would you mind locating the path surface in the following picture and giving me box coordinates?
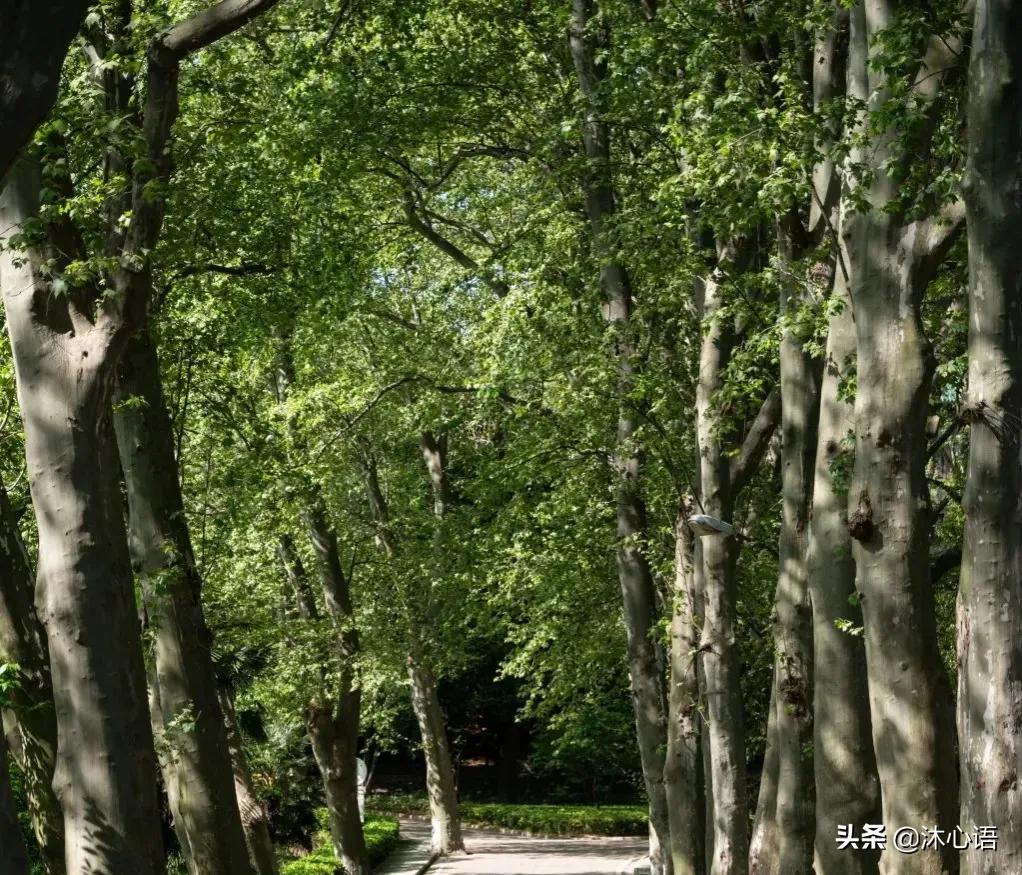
[416,822,649,875]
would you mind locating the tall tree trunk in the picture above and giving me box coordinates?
[302,502,370,875]
[567,4,670,870]
[695,259,745,875]
[957,2,1022,871]
[113,325,254,875]
[664,502,705,875]
[0,727,30,875]
[843,7,963,872]
[0,1,90,179]
[749,232,821,875]
[0,159,165,875]
[219,681,281,875]
[807,269,880,875]
[0,484,64,874]
[415,433,465,855]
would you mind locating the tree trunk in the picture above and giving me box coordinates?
[806,269,880,875]
[303,502,370,875]
[664,503,705,875]
[0,1,90,179]
[695,258,746,875]
[842,7,962,872]
[219,681,280,875]
[415,433,465,855]
[0,483,64,874]
[113,325,254,875]
[957,2,1022,871]
[0,727,30,875]
[0,159,164,875]
[568,4,670,870]
[749,231,821,875]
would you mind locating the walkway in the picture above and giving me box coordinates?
[417,823,648,875]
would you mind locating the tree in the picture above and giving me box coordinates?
[957,0,1022,870]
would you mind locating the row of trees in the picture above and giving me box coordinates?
[1,1,1021,875]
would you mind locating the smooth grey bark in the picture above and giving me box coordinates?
[302,502,370,875]
[2,155,164,874]
[843,6,964,872]
[113,325,254,875]
[748,236,822,874]
[219,681,281,875]
[957,2,1022,871]
[664,501,705,875]
[0,159,166,875]
[568,4,670,871]
[0,727,30,875]
[807,268,880,875]
[414,433,465,856]
[0,1,90,180]
[0,484,64,875]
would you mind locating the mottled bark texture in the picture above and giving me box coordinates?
[665,502,705,875]
[843,5,964,871]
[113,325,254,875]
[0,1,90,180]
[0,484,64,874]
[568,4,670,870]
[749,230,821,875]
[219,681,281,875]
[807,268,880,875]
[957,1,1022,871]
[0,727,31,875]
[695,257,743,875]
[0,159,165,875]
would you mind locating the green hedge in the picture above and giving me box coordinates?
[367,794,647,837]
[280,814,401,875]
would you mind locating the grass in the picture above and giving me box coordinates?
[367,793,648,837]
[279,814,401,875]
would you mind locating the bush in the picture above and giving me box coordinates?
[280,815,401,875]
[367,794,647,837]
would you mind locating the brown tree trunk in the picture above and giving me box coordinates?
[303,502,370,875]
[219,681,281,875]
[568,4,670,870]
[957,2,1022,871]
[415,433,465,855]
[113,325,254,875]
[0,483,64,875]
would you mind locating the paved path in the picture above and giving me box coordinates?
[375,820,436,875]
[420,823,648,875]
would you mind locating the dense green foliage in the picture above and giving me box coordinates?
[279,815,400,875]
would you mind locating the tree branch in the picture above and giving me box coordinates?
[729,390,781,497]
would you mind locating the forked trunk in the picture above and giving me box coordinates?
[113,325,254,875]
[957,2,1022,871]
[0,159,164,875]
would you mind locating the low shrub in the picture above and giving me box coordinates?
[367,794,647,837]
[279,815,401,875]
